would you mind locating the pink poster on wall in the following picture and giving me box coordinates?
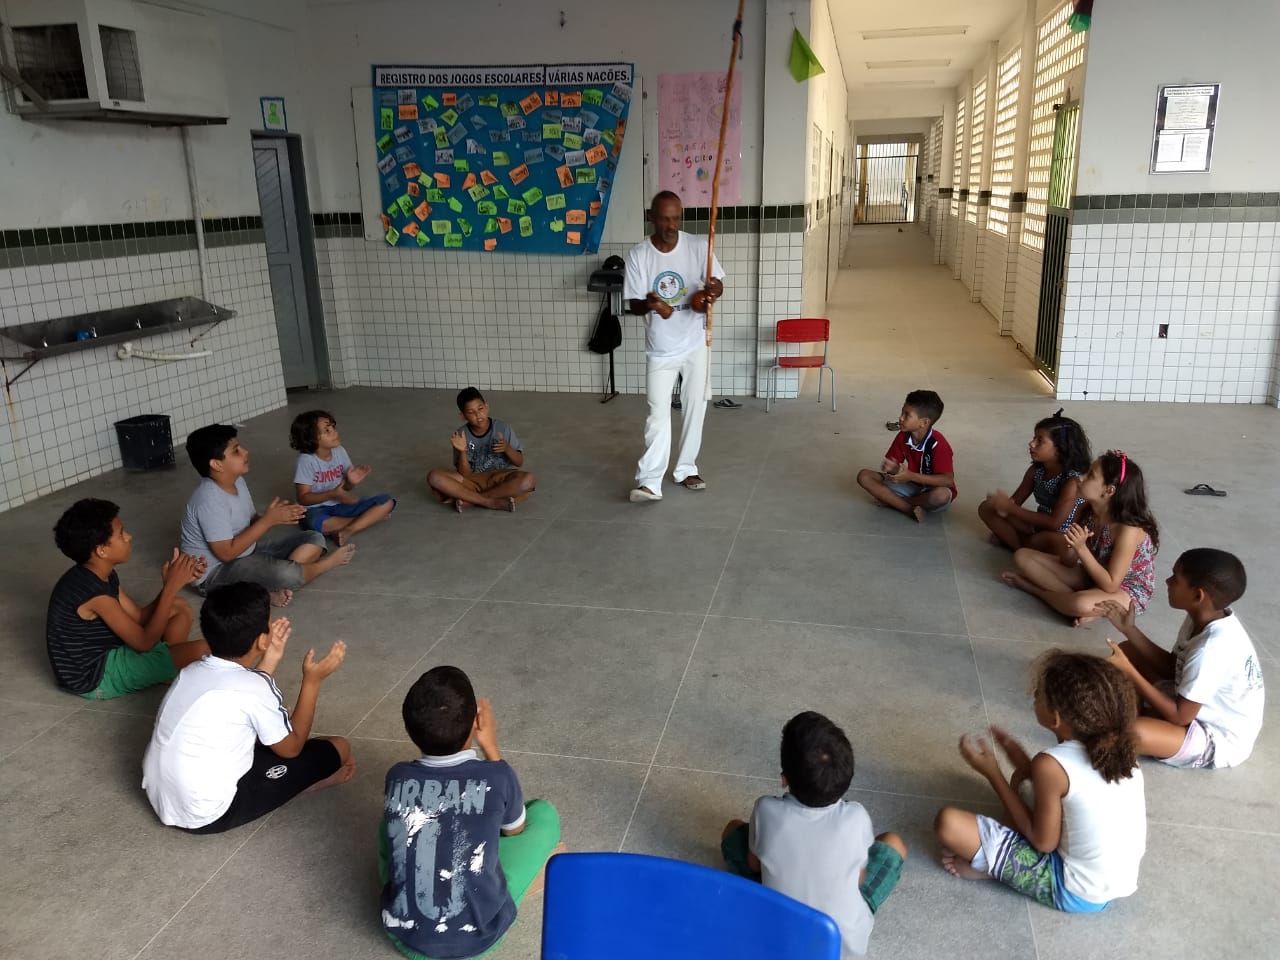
[657,72,742,206]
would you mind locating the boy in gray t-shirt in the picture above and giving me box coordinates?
[721,712,907,958]
[427,387,537,513]
[181,424,355,607]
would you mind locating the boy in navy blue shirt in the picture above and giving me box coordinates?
[380,666,562,959]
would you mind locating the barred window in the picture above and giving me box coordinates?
[1022,3,1088,250]
[988,48,1021,236]
[966,76,987,223]
[950,91,967,216]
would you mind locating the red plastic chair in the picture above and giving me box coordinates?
[766,318,835,412]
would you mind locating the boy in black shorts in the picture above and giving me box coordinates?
[142,582,355,833]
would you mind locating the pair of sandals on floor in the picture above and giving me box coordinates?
[630,475,706,502]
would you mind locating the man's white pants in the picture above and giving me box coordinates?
[636,343,707,493]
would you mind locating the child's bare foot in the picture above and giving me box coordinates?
[270,589,293,608]
[334,529,350,547]
[485,497,516,512]
[911,506,926,523]
[941,848,991,881]
[1072,615,1100,628]
[454,498,469,513]
[525,841,569,898]
[999,570,1031,590]
[334,543,356,565]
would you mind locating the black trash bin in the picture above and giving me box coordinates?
[115,414,176,471]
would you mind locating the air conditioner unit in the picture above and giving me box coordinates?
[1,0,229,125]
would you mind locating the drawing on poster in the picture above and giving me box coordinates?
[373,63,633,253]
[657,72,742,206]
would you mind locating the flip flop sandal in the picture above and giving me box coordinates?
[714,398,743,408]
[1184,483,1227,497]
[681,475,708,490]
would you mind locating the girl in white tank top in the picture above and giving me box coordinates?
[934,651,1147,911]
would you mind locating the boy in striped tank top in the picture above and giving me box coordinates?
[46,499,209,699]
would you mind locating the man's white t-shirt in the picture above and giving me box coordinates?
[1172,612,1265,767]
[623,231,725,359]
[142,656,292,828]
[751,794,876,957]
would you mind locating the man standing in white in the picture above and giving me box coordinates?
[625,191,725,502]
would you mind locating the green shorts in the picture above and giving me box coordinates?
[80,644,178,700]
[721,823,903,914]
[382,798,562,960]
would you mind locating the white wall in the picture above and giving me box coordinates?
[1076,0,1280,194]
[0,0,310,223]
[299,0,771,241]
[798,0,848,332]
[0,0,305,510]
[848,89,950,122]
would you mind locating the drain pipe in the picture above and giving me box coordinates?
[181,126,209,300]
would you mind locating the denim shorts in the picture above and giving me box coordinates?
[884,478,953,511]
[303,493,395,531]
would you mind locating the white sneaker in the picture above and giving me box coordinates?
[629,486,662,502]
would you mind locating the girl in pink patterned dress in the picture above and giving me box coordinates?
[1002,451,1159,627]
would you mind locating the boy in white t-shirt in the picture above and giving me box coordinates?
[1099,548,1265,768]
[290,410,396,545]
[720,711,907,957]
[142,582,354,833]
[624,191,726,502]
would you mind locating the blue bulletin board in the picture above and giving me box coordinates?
[372,63,633,255]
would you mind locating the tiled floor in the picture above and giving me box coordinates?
[2,226,1277,960]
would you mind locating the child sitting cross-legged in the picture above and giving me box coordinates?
[47,498,208,699]
[934,651,1146,913]
[142,581,354,833]
[721,711,907,958]
[380,666,564,960]
[427,387,536,513]
[1002,450,1159,626]
[290,409,396,545]
[1098,548,1265,769]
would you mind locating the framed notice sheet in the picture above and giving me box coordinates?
[1150,83,1220,174]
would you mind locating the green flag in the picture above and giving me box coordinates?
[789,28,824,82]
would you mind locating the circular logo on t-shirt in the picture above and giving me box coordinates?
[265,764,288,780]
[654,270,686,304]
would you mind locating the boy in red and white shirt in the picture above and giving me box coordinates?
[857,389,957,523]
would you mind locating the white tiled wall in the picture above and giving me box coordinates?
[0,245,286,511]
[946,208,963,279]
[1056,220,1280,402]
[765,230,808,398]
[961,212,986,302]
[981,228,1008,322]
[314,230,803,401]
[1012,242,1044,355]
[981,213,1023,335]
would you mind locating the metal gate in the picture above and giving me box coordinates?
[1034,103,1081,377]
[854,142,917,224]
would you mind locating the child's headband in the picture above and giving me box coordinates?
[1109,449,1128,484]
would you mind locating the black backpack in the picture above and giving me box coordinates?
[588,298,622,354]
[587,255,625,354]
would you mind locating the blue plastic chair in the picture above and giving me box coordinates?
[540,852,841,960]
